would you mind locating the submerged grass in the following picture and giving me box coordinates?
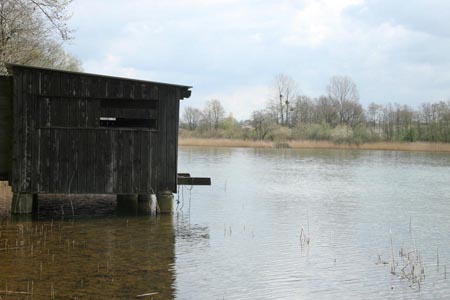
[0,213,174,299]
[179,137,450,153]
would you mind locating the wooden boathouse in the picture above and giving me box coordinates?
[0,64,201,214]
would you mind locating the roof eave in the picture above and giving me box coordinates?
[5,63,193,93]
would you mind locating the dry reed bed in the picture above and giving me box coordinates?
[179,138,450,153]
[179,138,274,148]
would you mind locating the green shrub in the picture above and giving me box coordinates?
[402,128,418,142]
[331,126,352,144]
[292,124,332,140]
[268,125,292,142]
[351,124,371,145]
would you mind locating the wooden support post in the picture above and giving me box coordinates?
[137,194,151,214]
[117,194,138,202]
[138,194,151,202]
[116,194,138,215]
[158,190,174,214]
[32,194,39,214]
[11,193,37,214]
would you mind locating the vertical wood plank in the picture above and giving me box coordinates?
[23,69,33,192]
[116,130,123,193]
[76,130,86,193]
[133,130,142,193]
[95,130,105,193]
[48,129,58,193]
[105,129,114,193]
[122,130,131,193]
[112,130,118,193]
[39,129,49,193]
[86,99,99,127]
[11,73,20,191]
[157,86,168,192]
[59,129,68,193]
[30,72,41,192]
[85,130,96,193]
[149,132,156,193]
[68,129,78,193]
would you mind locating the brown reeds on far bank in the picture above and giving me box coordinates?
[179,137,450,153]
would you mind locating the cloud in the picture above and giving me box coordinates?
[180,84,270,121]
[83,54,140,78]
[282,0,363,47]
[66,0,450,119]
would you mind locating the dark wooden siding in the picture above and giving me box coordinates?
[158,87,180,191]
[0,76,12,180]
[10,66,188,194]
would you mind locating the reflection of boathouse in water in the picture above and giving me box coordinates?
[0,64,209,214]
[0,215,178,299]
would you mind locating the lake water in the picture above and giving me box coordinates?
[1,146,450,299]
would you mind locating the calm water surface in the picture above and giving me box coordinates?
[1,146,450,299]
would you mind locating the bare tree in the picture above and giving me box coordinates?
[203,99,226,130]
[269,74,298,126]
[291,95,316,126]
[326,75,362,127]
[366,102,383,135]
[0,0,81,74]
[381,103,395,140]
[251,110,274,140]
[182,107,202,130]
[316,95,338,126]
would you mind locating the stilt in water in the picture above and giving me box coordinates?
[11,194,37,214]
[158,190,174,214]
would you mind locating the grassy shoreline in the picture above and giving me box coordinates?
[179,137,450,153]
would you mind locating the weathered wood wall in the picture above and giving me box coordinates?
[0,76,12,180]
[9,65,188,194]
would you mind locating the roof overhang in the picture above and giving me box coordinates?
[5,63,192,99]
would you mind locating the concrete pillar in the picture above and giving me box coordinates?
[137,194,151,214]
[117,194,138,202]
[158,190,174,214]
[116,194,138,216]
[11,193,37,214]
[137,194,151,202]
[138,194,158,215]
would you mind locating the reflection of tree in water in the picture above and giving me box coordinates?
[175,213,210,246]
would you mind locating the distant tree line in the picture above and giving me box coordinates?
[181,74,450,144]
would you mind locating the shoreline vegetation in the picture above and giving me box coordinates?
[181,76,450,155]
[179,137,450,153]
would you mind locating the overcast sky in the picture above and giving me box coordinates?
[66,0,450,120]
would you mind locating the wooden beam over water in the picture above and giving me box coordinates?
[177,176,211,186]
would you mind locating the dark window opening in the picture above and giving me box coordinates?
[99,117,158,129]
[100,99,158,109]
